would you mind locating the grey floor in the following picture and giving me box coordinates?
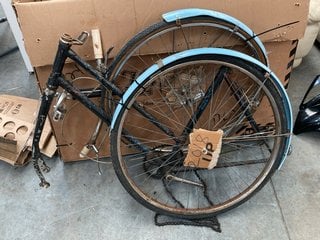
[1,9,320,240]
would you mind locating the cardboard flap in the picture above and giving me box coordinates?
[0,136,17,153]
[0,95,57,165]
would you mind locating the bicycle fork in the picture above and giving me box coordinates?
[31,32,82,187]
[32,76,59,187]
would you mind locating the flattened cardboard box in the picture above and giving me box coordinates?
[14,0,308,67]
[0,95,57,165]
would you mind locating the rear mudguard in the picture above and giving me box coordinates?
[162,8,268,66]
[111,48,292,169]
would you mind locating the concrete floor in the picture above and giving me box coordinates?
[1,9,320,240]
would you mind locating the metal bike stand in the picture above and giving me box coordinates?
[154,213,222,232]
[0,17,19,58]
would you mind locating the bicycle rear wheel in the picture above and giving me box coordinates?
[110,51,291,218]
[109,13,268,91]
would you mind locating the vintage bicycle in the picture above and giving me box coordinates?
[31,8,292,219]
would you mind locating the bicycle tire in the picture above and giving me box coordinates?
[110,50,291,219]
[108,13,268,91]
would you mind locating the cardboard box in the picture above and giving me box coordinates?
[0,95,57,165]
[14,0,308,67]
[12,0,308,161]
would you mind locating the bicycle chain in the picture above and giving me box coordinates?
[154,213,221,232]
[193,169,214,206]
[33,157,50,188]
[161,178,185,208]
[142,145,221,231]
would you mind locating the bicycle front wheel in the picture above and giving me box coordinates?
[111,52,290,219]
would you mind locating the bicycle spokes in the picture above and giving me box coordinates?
[112,53,289,218]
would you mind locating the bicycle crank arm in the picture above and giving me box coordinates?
[165,174,203,188]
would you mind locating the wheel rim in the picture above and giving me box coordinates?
[113,58,286,217]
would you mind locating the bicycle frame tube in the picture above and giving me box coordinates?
[32,41,70,160]
[71,49,177,136]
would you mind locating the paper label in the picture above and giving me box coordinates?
[184,129,223,169]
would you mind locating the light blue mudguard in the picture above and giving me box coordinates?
[162,8,269,66]
[111,48,292,169]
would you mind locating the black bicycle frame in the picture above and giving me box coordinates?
[32,40,117,155]
[31,36,181,187]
